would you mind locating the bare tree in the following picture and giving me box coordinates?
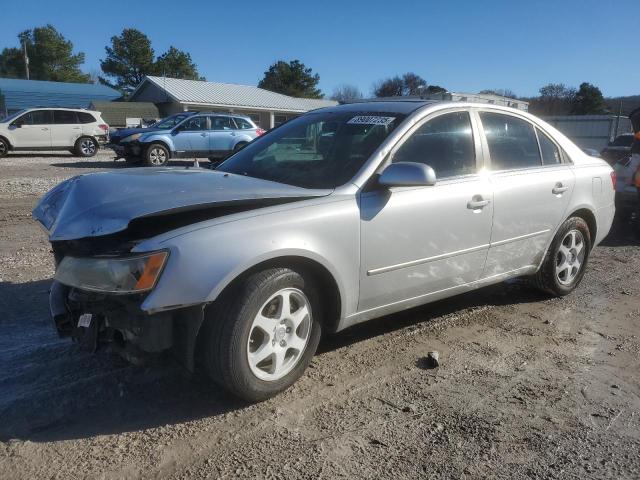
[330,84,363,102]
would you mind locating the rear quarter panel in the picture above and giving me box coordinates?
[569,158,615,246]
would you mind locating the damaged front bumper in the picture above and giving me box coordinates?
[107,141,143,159]
[50,280,205,370]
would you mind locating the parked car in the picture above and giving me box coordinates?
[113,113,265,166]
[613,108,640,216]
[107,112,197,159]
[0,108,109,158]
[33,101,615,401]
[601,133,635,164]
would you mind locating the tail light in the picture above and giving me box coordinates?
[98,124,109,132]
[634,166,640,188]
[255,128,266,136]
[610,171,617,189]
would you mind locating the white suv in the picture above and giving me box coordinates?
[0,108,109,158]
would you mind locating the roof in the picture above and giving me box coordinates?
[0,77,121,113]
[328,99,440,114]
[132,76,337,113]
[89,101,160,126]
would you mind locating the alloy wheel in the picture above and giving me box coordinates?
[246,287,312,381]
[80,139,96,155]
[555,229,585,285]
[149,147,167,165]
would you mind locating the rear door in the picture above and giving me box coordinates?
[9,110,52,148]
[478,111,575,277]
[209,116,236,155]
[50,110,81,147]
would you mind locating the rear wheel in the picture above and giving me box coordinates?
[532,217,591,296]
[143,143,169,167]
[199,268,322,402]
[0,138,8,158]
[74,137,98,157]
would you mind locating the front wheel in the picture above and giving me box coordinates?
[199,268,322,402]
[143,143,169,167]
[532,217,591,296]
[74,137,98,157]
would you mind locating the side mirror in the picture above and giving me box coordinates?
[378,162,437,188]
[12,121,23,128]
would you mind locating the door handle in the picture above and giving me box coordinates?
[200,133,207,137]
[552,183,569,195]
[41,127,49,131]
[467,195,490,210]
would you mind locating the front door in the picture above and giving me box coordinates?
[478,111,576,276]
[9,110,52,148]
[358,110,493,312]
[172,116,210,157]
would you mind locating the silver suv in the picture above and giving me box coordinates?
[0,108,109,157]
[113,113,265,167]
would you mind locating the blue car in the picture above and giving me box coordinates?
[112,112,265,166]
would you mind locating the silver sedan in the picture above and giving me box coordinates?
[34,100,615,401]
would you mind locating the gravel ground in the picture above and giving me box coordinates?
[0,151,639,479]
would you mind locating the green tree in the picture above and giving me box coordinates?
[572,82,608,115]
[0,25,90,82]
[258,60,323,98]
[100,28,156,95]
[154,46,203,80]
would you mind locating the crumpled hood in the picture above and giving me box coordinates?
[110,126,163,140]
[33,167,331,241]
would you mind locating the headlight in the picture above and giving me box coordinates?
[55,251,168,293]
[121,133,142,143]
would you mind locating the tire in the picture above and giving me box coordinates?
[532,216,591,296]
[233,141,248,152]
[0,138,8,158]
[199,268,322,402]
[74,137,98,157]
[143,143,169,167]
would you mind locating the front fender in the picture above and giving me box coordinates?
[134,196,360,320]
[139,134,174,152]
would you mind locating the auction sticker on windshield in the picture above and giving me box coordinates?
[347,116,396,126]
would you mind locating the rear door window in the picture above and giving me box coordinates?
[210,116,233,130]
[54,110,78,124]
[480,112,542,170]
[392,111,476,178]
[536,128,562,165]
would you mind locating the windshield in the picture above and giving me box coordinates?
[217,111,406,189]
[154,113,192,129]
[0,109,27,123]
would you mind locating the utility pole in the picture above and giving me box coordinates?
[22,39,30,80]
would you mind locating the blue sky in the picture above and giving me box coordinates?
[1,0,638,98]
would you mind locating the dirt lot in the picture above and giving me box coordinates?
[0,151,639,479]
